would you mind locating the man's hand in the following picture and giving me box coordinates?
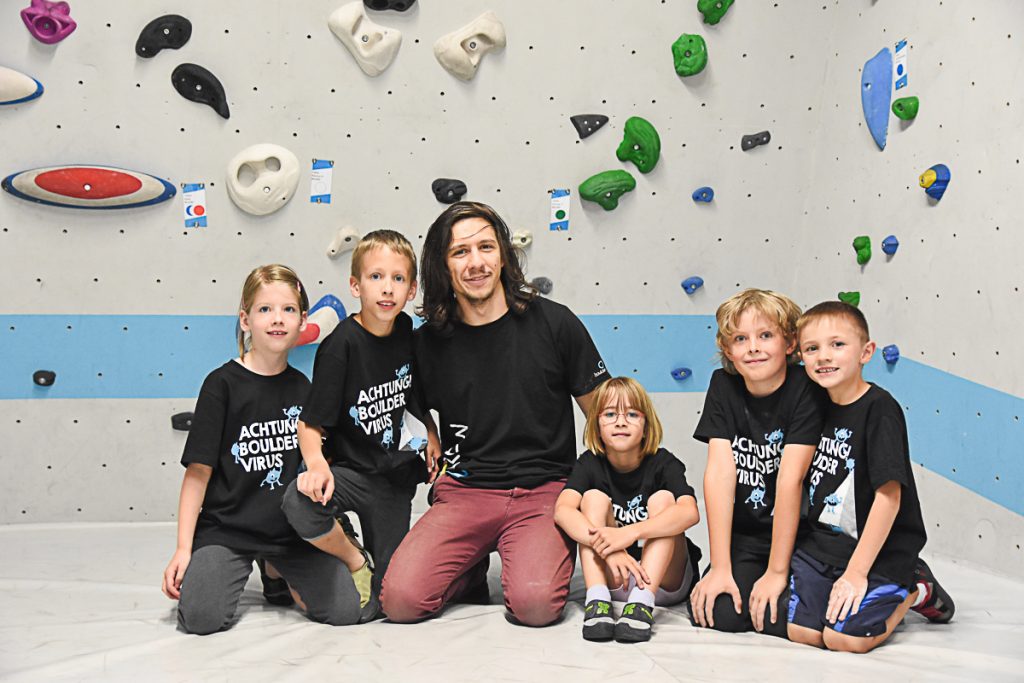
[689,566,742,628]
[425,429,442,484]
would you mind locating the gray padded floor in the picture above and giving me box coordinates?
[2,522,1021,682]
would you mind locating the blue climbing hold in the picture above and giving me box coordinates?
[310,293,346,318]
[671,367,692,381]
[861,47,893,150]
[919,164,950,201]
[881,235,899,255]
[882,344,900,365]
[681,276,704,295]
[692,186,714,203]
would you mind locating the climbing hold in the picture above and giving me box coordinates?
[691,186,714,202]
[171,411,194,431]
[570,114,609,140]
[615,117,661,174]
[298,294,347,346]
[671,34,708,77]
[853,236,871,265]
[21,0,76,44]
[578,170,637,211]
[2,165,176,209]
[171,63,230,119]
[327,226,361,258]
[861,47,893,150]
[671,367,693,381]
[891,96,919,120]
[0,66,43,106]
[882,344,900,365]
[135,15,192,58]
[434,11,506,81]
[328,2,402,77]
[530,277,553,295]
[431,178,467,204]
[697,0,734,25]
[32,370,55,386]
[225,144,300,216]
[681,276,704,295]
[741,130,771,151]
[881,235,899,256]
[919,163,950,201]
[512,230,532,249]
[364,0,416,11]
[838,291,860,308]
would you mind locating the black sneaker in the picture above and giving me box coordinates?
[256,558,294,607]
[582,599,615,641]
[614,602,654,643]
[910,558,955,623]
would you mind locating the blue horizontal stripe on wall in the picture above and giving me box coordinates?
[3,314,1022,515]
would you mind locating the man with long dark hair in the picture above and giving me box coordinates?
[381,201,609,626]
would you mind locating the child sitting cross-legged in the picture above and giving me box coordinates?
[555,377,701,643]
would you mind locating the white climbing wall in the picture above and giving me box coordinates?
[2,1,1022,577]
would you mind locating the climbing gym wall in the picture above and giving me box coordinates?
[2,1,1022,577]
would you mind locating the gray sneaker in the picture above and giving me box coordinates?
[582,599,615,641]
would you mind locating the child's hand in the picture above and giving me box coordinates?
[297,463,334,505]
[749,569,788,632]
[689,566,742,628]
[604,550,650,590]
[162,548,191,600]
[827,571,867,624]
[588,525,637,558]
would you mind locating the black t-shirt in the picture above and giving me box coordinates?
[182,360,310,554]
[302,313,423,478]
[693,365,827,553]
[800,384,926,586]
[415,296,609,489]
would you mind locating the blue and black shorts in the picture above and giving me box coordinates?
[787,548,909,638]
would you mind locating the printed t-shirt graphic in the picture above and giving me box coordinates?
[182,360,310,553]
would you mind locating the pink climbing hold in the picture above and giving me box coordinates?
[21,0,77,44]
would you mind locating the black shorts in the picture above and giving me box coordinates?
[787,549,909,638]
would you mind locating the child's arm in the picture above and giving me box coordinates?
[162,463,212,600]
[827,480,902,624]
[690,438,741,627]
[554,489,651,587]
[750,442,815,631]
[588,496,699,555]
[295,419,333,504]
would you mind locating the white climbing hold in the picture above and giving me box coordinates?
[327,226,362,258]
[225,143,300,216]
[328,2,402,77]
[433,11,506,81]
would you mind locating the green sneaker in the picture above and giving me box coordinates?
[582,599,615,641]
[615,602,654,643]
[351,559,373,609]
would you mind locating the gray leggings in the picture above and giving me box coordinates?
[177,544,360,635]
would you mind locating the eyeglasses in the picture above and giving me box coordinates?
[598,409,645,425]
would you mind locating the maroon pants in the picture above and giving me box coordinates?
[381,476,575,626]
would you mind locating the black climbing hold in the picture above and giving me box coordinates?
[431,178,467,204]
[33,370,56,387]
[171,63,230,119]
[530,277,553,295]
[171,411,194,431]
[569,114,609,140]
[135,15,192,58]
[364,0,417,11]
[741,130,771,151]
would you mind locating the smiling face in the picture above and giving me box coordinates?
[446,216,505,309]
[798,315,875,404]
[722,308,796,395]
[350,245,417,335]
[598,391,646,463]
[239,281,306,357]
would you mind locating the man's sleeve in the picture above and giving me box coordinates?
[556,306,609,397]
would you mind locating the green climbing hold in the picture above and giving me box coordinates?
[615,117,661,174]
[697,0,734,25]
[891,96,919,120]
[838,291,861,308]
[579,169,637,211]
[853,235,872,265]
[672,34,708,77]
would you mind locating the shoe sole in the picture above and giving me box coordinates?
[582,618,615,641]
[614,622,651,643]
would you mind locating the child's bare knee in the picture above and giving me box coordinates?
[646,490,675,514]
[823,629,876,654]
[580,490,611,521]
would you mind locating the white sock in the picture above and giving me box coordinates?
[586,585,611,603]
[627,586,656,609]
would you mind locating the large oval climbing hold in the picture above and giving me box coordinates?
[0,65,44,105]
[579,170,637,211]
[2,165,175,209]
[861,47,893,150]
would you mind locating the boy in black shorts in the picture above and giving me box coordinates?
[788,301,954,653]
